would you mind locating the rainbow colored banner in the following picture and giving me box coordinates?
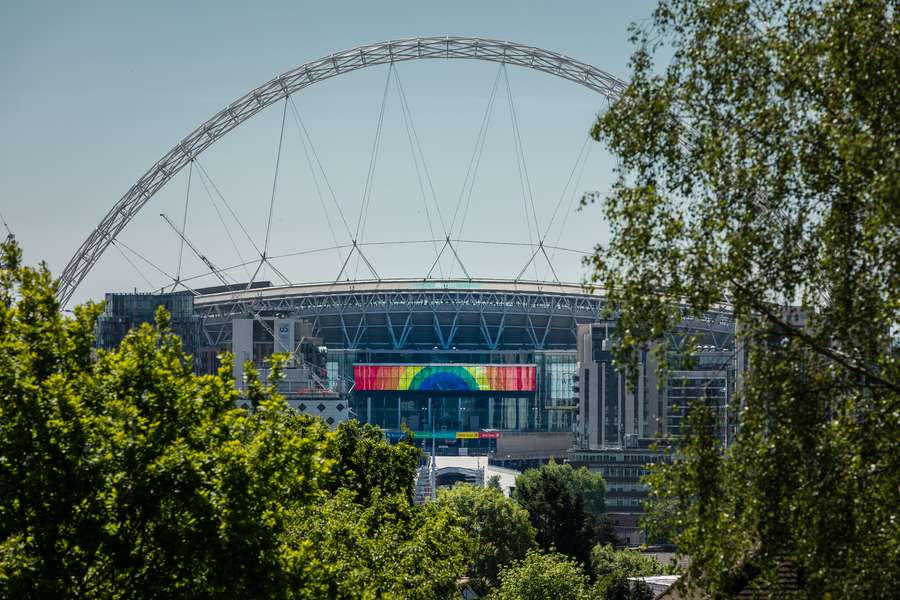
[354,364,536,392]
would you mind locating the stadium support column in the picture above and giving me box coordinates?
[232,318,253,391]
[576,323,602,450]
[735,319,747,415]
[624,359,646,443]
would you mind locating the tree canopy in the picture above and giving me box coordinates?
[490,550,593,600]
[0,239,469,598]
[512,461,606,565]
[287,490,471,599]
[324,420,420,505]
[434,483,536,593]
[591,544,674,582]
[565,464,608,519]
[588,0,900,597]
[591,544,674,599]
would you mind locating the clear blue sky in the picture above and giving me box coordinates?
[1,0,660,306]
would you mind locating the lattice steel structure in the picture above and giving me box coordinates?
[57,37,628,305]
[194,279,736,352]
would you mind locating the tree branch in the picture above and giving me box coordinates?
[732,278,900,395]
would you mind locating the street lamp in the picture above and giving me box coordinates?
[459,405,468,453]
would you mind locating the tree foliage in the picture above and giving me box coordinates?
[591,544,674,581]
[490,550,593,600]
[640,496,680,545]
[566,464,608,519]
[512,461,605,565]
[324,420,420,505]
[600,578,654,600]
[588,0,900,597]
[434,483,536,593]
[0,239,468,598]
[591,544,674,599]
[286,490,471,600]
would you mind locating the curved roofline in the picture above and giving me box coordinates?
[58,36,627,306]
[193,278,602,306]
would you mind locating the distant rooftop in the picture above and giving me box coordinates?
[628,575,681,596]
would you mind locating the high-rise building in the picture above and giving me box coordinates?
[95,292,202,365]
[570,320,737,545]
[575,321,735,448]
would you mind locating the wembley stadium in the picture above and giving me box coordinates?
[73,38,740,544]
[75,37,737,467]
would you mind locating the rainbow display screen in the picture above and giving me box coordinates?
[353,364,536,392]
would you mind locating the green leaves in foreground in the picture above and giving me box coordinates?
[591,544,672,598]
[288,491,471,600]
[490,547,662,600]
[589,0,900,597]
[0,239,469,599]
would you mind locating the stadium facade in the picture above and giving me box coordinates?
[96,278,739,544]
[74,36,742,545]
[97,279,738,458]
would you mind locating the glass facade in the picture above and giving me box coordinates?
[354,394,540,432]
[246,345,573,454]
[665,372,729,438]
[339,350,577,447]
[539,354,578,432]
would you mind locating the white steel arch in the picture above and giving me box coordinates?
[58,37,627,305]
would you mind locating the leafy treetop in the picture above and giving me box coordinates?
[434,483,536,593]
[588,0,900,597]
[490,550,593,600]
[0,239,469,599]
[512,461,607,565]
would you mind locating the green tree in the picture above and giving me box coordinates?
[491,550,592,600]
[434,483,536,593]
[512,462,597,565]
[591,544,673,581]
[0,240,328,597]
[601,578,654,600]
[640,496,680,546]
[566,465,607,519]
[286,490,471,600]
[325,420,420,505]
[587,0,900,597]
[591,543,675,598]
[563,465,619,547]
[0,239,469,598]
